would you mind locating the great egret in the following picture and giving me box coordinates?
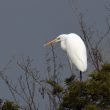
[44,33,87,81]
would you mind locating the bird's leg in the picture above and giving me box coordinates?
[69,62,73,75]
[80,71,82,81]
[79,71,83,110]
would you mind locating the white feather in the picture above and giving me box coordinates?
[59,33,87,72]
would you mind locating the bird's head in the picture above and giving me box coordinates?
[44,34,66,47]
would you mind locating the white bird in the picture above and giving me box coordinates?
[44,33,87,81]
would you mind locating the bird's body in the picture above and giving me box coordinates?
[44,33,87,80]
[60,33,87,72]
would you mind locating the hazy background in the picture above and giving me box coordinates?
[0,0,110,106]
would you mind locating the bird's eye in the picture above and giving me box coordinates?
[57,38,60,40]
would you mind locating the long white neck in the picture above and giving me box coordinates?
[61,40,66,51]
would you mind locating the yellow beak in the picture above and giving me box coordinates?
[44,38,57,47]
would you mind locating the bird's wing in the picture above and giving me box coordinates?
[66,35,87,72]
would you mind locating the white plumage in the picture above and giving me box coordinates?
[60,33,87,72]
[44,33,87,73]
